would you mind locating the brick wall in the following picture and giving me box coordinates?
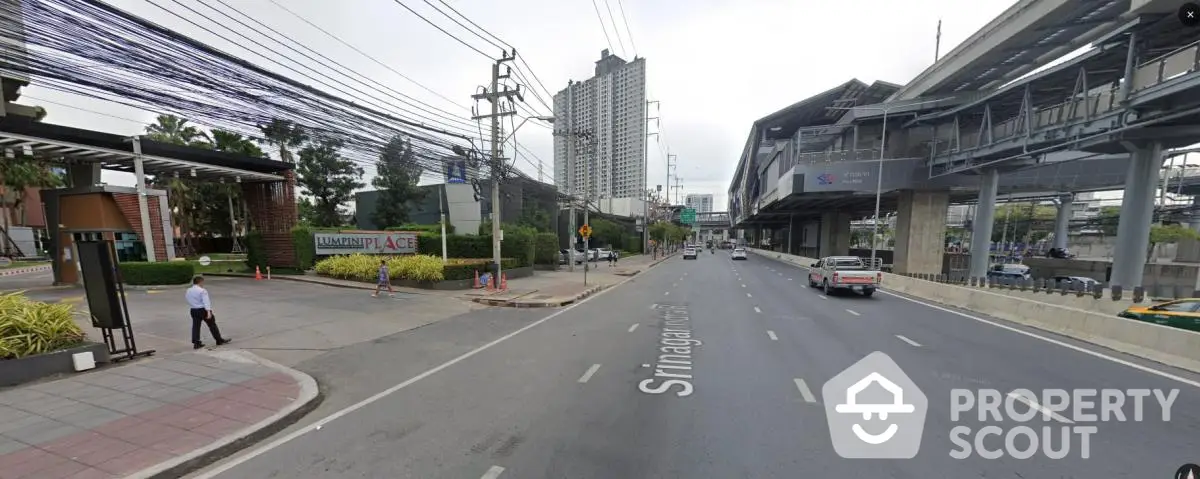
[112,192,168,261]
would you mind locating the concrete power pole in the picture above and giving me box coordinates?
[565,80,575,272]
[645,100,659,255]
[472,51,520,287]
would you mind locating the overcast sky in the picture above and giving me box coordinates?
[27,0,1024,208]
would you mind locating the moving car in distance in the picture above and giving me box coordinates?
[808,256,880,297]
[731,247,747,260]
[683,246,698,260]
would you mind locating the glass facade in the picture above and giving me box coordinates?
[113,232,146,262]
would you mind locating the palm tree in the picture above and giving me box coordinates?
[209,130,265,237]
[144,115,211,256]
[145,115,209,147]
[258,119,307,163]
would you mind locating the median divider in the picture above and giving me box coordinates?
[745,248,1200,374]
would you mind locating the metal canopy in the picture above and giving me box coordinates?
[0,131,284,182]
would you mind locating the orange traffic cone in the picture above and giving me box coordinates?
[500,273,508,291]
[254,266,262,280]
[473,270,481,289]
[485,274,494,292]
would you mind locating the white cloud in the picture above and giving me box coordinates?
[19,0,1018,207]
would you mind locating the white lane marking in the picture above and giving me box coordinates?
[895,334,922,347]
[1007,391,1074,423]
[754,306,762,314]
[480,465,506,479]
[741,284,746,288]
[778,272,783,276]
[846,309,860,316]
[628,323,639,332]
[788,278,793,281]
[673,283,678,287]
[191,263,648,477]
[746,293,752,298]
[767,330,778,341]
[793,378,817,403]
[664,291,670,296]
[879,290,1200,390]
[818,295,828,300]
[578,364,602,383]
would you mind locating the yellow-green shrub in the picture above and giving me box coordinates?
[314,254,445,282]
[0,292,86,360]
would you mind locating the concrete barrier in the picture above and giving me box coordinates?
[745,248,1200,374]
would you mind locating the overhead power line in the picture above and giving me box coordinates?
[389,0,496,60]
[614,0,638,57]
[602,0,627,58]
[590,0,615,54]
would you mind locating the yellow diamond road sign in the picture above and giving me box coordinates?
[579,224,592,238]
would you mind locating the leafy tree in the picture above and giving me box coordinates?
[590,218,624,249]
[371,135,424,229]
[0,156,63,254]
[1095,206,1121,236]
[145,115,209,147]
[991,202,1057,243]
[1148,224,1200,261]
[295,137,363,227]
[145,114,211,254]
[297,197,320,225]
[258,119,308,164]
[192,130,264,237]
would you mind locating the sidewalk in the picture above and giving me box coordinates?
[0,350,319,479]
[464,253,676,308]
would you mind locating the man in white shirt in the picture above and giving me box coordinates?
[185,276,230,349]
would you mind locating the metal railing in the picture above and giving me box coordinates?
[1132,39,1200,91]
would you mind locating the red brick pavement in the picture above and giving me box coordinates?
[0,373,300,479]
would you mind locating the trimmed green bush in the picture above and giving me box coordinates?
[502,227,536,267]
[245,230,268,272]
[292,225,316,270]
[119,261,195,285]
[534,233,558,265]
[417,234,492,258]
[387,223,454,234]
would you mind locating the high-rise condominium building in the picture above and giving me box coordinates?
[685,194,714,213]
[553,50,647,212]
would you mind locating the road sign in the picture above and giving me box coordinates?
[579,224,592,238]
[681,208,697,225]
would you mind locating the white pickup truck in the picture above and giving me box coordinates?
[807,256,880,297]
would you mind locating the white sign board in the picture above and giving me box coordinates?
[197,255,212,266]
[314,232,419,255]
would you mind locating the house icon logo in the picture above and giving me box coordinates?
[817,173,835,185]
[822,351,928,458]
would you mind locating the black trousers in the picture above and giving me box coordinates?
[190,308,224,345]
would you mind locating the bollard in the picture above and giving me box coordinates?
[1092,283,1104,299]
[968,277,977,287]
[1132,286,1145,303]
[1074,282,1086,297]
[1018,278,1028,291]
[1111,285,1123,301]
[1032,278,1042,293]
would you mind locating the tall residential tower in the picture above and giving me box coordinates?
[685,194,714,213]
[553,49,647,216]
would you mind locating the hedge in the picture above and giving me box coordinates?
[386,223,454,234]
[417,234,492,259]
[245,231,268,272]
[119,261,195,285]
[534,233,558,265]
[313,254,519,283]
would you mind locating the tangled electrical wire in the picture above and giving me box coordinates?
[0,0,530,183]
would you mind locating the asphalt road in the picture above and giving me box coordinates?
[195,251,1200,478]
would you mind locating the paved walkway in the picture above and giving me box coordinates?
[462,253,677,307]
[0,350,318,479]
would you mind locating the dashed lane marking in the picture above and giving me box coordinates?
[754,306,762,314]
[480,466,506,479]
[793,378,818,403]
[578,364,602,383]
[895,335,922,347]
[1007,391,1074,423]
[846,309,860,316]
[746,293,752,298]
[818,295,827,300]
[664,291,670,296]
[767,330,778,341]
[628,323,639,332]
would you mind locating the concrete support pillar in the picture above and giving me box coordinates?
[1052,194,1073,251]
[968,169,1000,277]
[131,138,157,262]
[1111,143,1164,288]
[819,212,851,257]
[893,190,950,275]
[787,213,798,255]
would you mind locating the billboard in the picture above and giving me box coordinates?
[445,158,469,184]
[314,232,419,255]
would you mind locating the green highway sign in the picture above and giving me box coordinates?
[681,208,697,225]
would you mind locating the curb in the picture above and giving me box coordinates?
[121,283,192,291]
[473,255,674,308]
[132,350,323,479]
[0,265,51,277]
[206,272,447,296]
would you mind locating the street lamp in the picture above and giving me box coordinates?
[826,97,951,270]
[503,115,555,144]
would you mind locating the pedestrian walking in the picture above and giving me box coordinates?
[611,250,619,266]
[186,276,229,349]
[373,259,395,298]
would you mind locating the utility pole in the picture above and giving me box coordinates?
[471,50,520,287]
[565,80,576,272]
[666,153,676,205]
[646,100,659,255]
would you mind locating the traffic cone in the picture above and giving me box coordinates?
[473,270,481,289]
[254,266,262,280]
[500,273,508,291]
